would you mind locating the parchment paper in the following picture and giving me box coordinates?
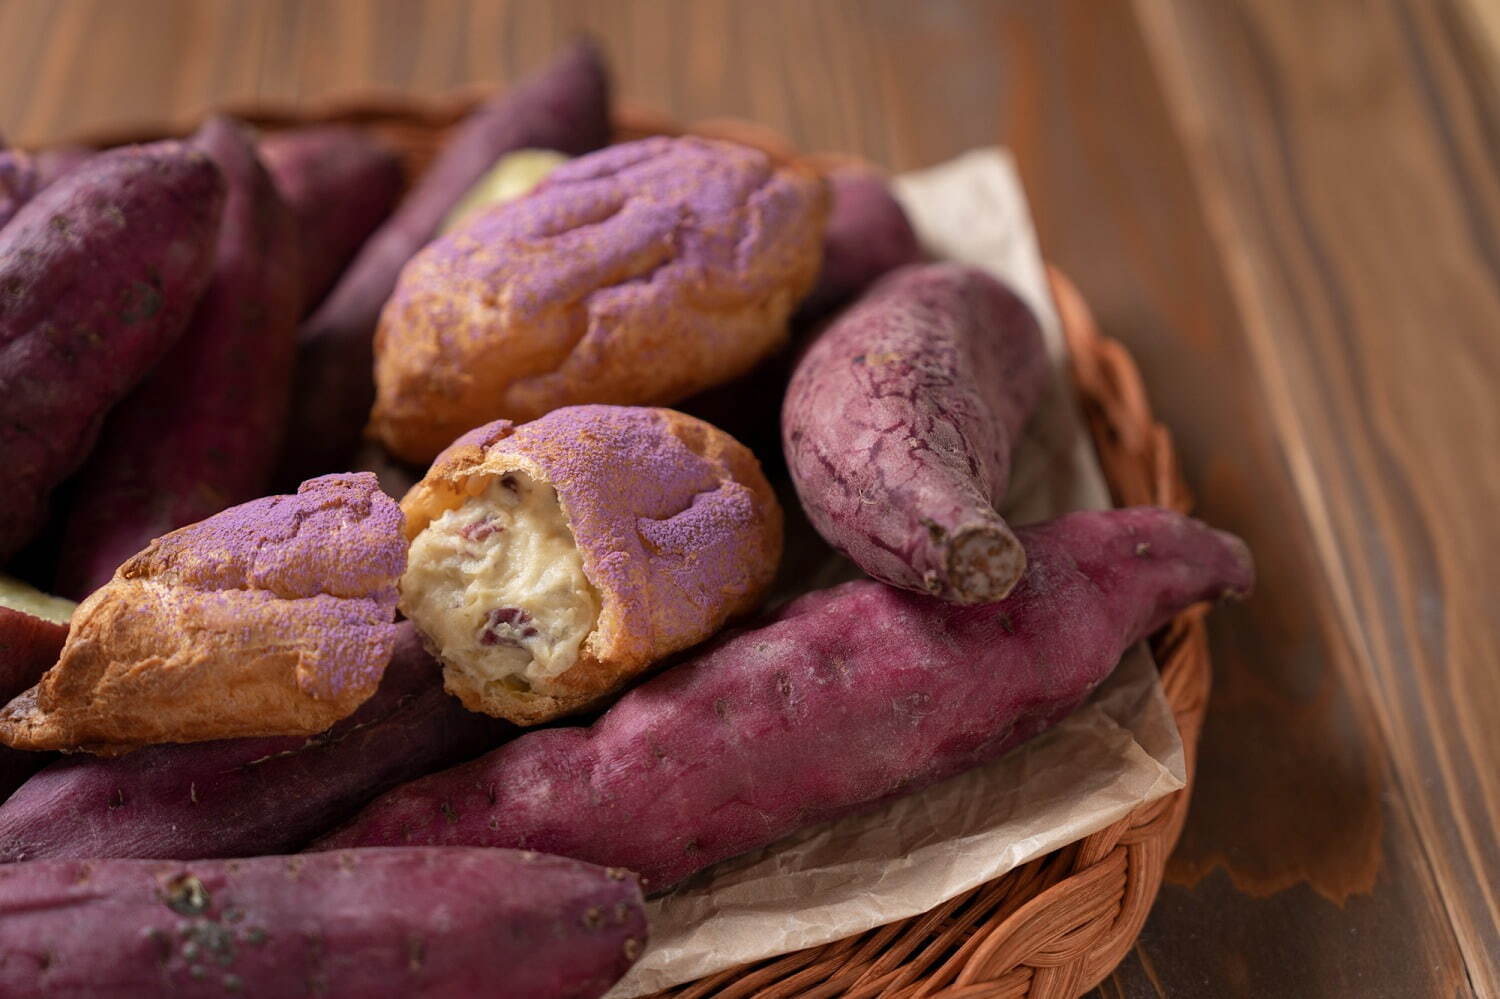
[606,149,1185,997]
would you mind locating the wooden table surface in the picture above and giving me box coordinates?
[3,1,1496,995]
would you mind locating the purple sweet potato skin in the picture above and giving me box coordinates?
[54,118,302,600]
[0,623,507,862]
[0,608,64,802]
[795,168,923,324]
[0,607,66,704]
[31,145,93,188]
[314,507,1253,892]
[0,142,225,561]
[783,261,1049,604]
[0,847,647,998]
[0,150,38,231]
[259,125,404,312]
[279,39,611,484]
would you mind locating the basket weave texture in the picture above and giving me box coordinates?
[85,92,1212,999]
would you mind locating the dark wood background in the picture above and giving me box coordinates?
[3,1,1496,995]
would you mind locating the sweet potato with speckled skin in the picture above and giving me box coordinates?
[0,142,225,562]
[0,149,38,231]
[399,406,781,725]
[795,167,923,324]
[315,507,1253,892]
[258,125,404,311]
[0,473,406,754]
[784,262,1048,604]
[371,136,827,464]
[0,622,507,862]
[280,39,612,483]
[0,847,647,998]
[55,117,303,600]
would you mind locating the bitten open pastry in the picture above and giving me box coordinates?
[399,405,782,725]
[0,473,406,754]
[369,135,829,463]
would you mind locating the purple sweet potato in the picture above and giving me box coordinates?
[258,125,404,312]
[32,144,92,188]
[795,167,923,324]
[0,581,69,802]
[0,847,647,998]
[314,507,1253,893]
[279,39,612,484]
[0,576,71,704]
[54,117,302,599]
[0,141,225,562]
[783,261,1049,604]
[0,149,38,231]
[0,622,507,863]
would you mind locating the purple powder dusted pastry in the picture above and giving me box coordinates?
[795,166,924,324]
[369,135,829,464]
[399,405,782,725]
[0,623,509,862]
[0,473,407,754]
[783,262,1049,604]
[279,39,613,483]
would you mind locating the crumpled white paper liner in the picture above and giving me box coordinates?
[606,149,1185,998]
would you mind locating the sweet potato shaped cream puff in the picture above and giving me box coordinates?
[370,136,828,464]
[0,473,406,754]
[399,405,782,724]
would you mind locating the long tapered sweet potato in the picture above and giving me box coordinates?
[783,261,1049,604]
[0,623,507,863]
[1,473,407,754]
[314,507,1253,892]
[258,125,404,312]
[52,118,302,600]
[279,39,612,483]
[0,142,225,561]
[0,847,647,998]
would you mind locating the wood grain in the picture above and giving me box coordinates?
[1134,0,1500,992]
[0,1,1494,994]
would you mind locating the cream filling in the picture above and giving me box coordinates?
[399,472,599,693]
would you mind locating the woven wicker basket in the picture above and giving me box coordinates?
[77,91,1211,999]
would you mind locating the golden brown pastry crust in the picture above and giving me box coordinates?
[369,136,828,464]
[0,473,407,754]
[400,406,782,725]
